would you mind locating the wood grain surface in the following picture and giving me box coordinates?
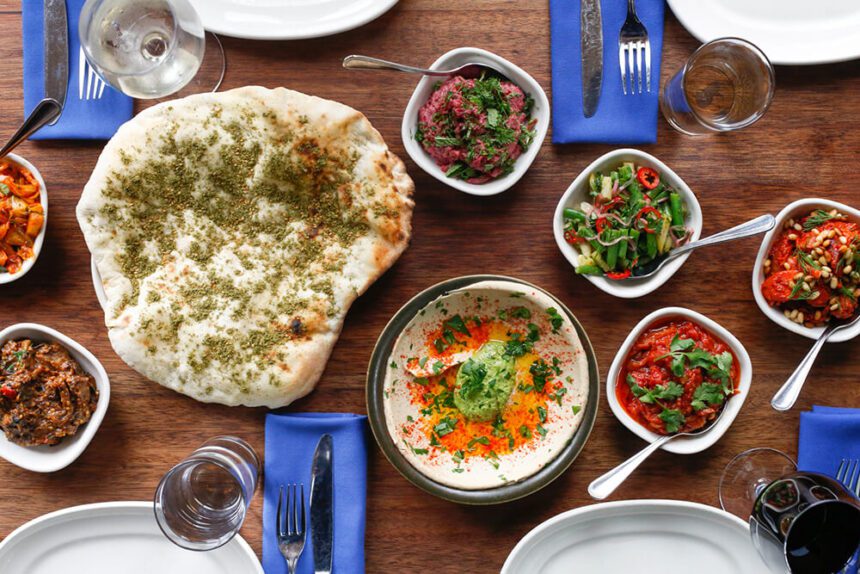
[1,1,859,571]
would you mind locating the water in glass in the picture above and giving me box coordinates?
[661,38,775,135]
[79,0,205,99]
[154,436,260,551]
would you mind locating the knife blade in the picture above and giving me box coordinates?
[43,0,69,124]
[310,434,334,574]
[580,0,603,118]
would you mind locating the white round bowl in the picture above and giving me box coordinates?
[752,198,860,343]
[0,323,110,472]
[401,47,550,197]
[0,154,48,285]
[553,149,703,299]
[605,307,752,455]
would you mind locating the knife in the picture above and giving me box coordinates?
[310,434,334,574]
[580,0,603,118]
[43,0,69,124]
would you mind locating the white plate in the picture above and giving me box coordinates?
[0,323,110,473]
[752,198,860,343]
[502,500,769,573]
[0,502,262,574]
[553,149,703,299]
[605,307,752,454]
[667,0,860,65]
[189,0,398,40]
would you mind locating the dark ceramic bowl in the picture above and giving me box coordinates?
[366,275,600,505]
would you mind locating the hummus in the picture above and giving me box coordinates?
[383,280,590,490]
[415,74,536,184]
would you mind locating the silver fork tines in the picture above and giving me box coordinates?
[619,0,651,95]
[276,483,307,574]
[78,46,107,101]
[836,459,860,494]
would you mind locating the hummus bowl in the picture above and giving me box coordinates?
[367,275,599,505]
[553,149,703,299]
[401,47,550,197]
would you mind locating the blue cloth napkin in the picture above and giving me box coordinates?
[798,405,860,475]
[549,0,665,144]
[22,0,133,140]
[263,413,369,574]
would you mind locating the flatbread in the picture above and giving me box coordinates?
[383,280,590,490]
[77,86,414,408]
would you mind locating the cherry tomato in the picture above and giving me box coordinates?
[637,167,660,190]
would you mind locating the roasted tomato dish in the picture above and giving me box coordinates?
[761,208,859,326]
[617,319,739,435]
[0,160,44,275]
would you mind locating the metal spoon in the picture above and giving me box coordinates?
[771,313,860,412]
[624,214,776,280]
[342,55,499,78]
[0,98,63,159]
[588,407,731,500]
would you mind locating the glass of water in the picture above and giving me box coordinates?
[79,0,224,100]
[154,436,260,551]
[660,38,775,135]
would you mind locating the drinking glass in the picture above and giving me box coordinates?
[79,0,225,100]
[719,447,860,574]
[154,436,260,551]
[661,38,775,135]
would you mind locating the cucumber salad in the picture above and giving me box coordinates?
[562,163,692,280]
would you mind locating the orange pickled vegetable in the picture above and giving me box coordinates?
[0,160,42,275]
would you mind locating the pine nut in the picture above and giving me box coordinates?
[830,277,839,290]
[844,265,853,274]
[788,233,798,241]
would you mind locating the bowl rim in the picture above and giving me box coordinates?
[366,274,600,505]
[751,197,860,343]
[552,148,703,299]
[400,46,550,197]
[0,322,110,472]
[0,153,48,285]
[605,306,752,455]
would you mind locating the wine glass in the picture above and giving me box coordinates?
[79,0,225,100]
[719,447,860,574]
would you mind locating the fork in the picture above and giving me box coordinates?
[618,0,651,95]
[78,47,106,101]
[835,459,859,574]
[276,483,307,574]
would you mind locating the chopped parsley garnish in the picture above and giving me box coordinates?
[529,358,553,393]
[434,417,458,437]
[546,307,564,333]
[510,306,532,319]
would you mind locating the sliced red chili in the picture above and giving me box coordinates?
[595,217,610,234]
[635,206,662,234]
[637,167,660,190]
[563,230,582,244]
[606,270,632,280]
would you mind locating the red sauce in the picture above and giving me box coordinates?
[616,318,740,435]
[761,212,859,325]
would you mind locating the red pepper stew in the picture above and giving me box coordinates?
[616,318,740,435]
[761,209,859,326]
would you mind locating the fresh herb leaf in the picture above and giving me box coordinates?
[691,383,726,412]
[529,359,553,393]
[659,409,686,433]
[537,405,547,423]
[546,307,564,333]
[510,306,532,319]
[803,209,841,231]
[519,425,532,439]
[434,417,458,437]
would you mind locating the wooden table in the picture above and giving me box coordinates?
[1,1,859,570]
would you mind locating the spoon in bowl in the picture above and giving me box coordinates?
[771,312,860,412]
[588,408,731,500]
[343,55,500,78]
[624,214,776,280]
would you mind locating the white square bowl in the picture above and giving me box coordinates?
[553,149,703,299]
[752,198,860,343]
[0,323,110,472]
[606,307,752,455]
[400,47,549,196]
[0,154,48,285]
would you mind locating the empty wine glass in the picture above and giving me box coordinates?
[719,447,860,574]
[79,0,225,100]
[154,436,260,551]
